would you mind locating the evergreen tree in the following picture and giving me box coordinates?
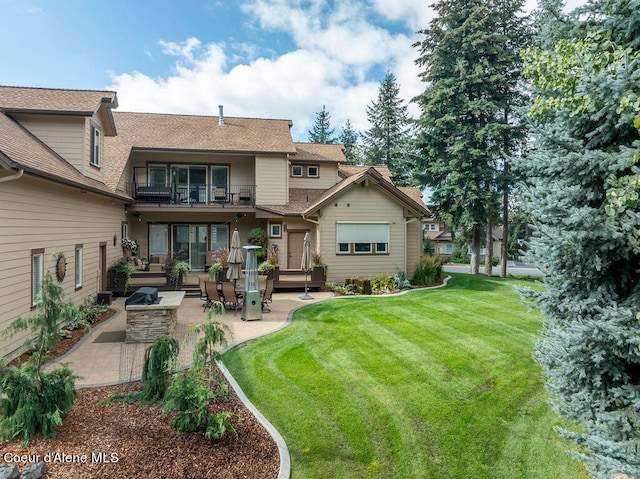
[517,0,640,476]
[413,0,530,274]
[308,105,336,144]
[362,71,413,184]
[338,119,360,164]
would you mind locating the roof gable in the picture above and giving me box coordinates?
[0,111,126,199]
[304,167,430,218]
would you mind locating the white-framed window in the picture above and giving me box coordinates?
[91,125,101,167]
[425,223,438,231]
[307,166,319,177]
[149,224,169,255]
[336,222,390,255]
[122,222,129,243]
[291,165,303,177]
[31,249,44,307]
[269,223,282,238]
[75,245,83,289]
[445,243,453,254]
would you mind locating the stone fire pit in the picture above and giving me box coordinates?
[125,291,185,343]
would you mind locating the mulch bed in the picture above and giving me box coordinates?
[2,309,280,479]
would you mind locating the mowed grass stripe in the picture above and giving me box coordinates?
[223,274,586,479]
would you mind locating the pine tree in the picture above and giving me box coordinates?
[517,1,640,476]
[413,0,530,274]
[338,119,360,165]
[308,105,336,144]
[362,71,413,184]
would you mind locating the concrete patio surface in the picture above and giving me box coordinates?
[52,290,333,388]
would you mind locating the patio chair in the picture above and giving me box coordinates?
[238,186,252,203]
[204,280,223,311]
[213,186,228,203]
[261,279,274,313]
[221,281,240,311]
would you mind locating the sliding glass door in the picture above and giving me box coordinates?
[172,166,207,203]
[172,225,208,271]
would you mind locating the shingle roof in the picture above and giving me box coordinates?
[339,165,393,182]
[0,111,127,199]
[0,85,117,115]
[104,111,297,190]
[292,143,345,163]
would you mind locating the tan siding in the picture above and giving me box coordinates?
[318,186,407,283]
[289,163,339,189]
[406,220,422,278]
[0,175,126,358]
[12,114,84,171]
[255,155,288,205]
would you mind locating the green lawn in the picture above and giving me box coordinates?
[223,274,587,479]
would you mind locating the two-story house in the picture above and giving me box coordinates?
[0,85,430,358]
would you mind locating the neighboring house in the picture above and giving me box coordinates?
[424,217,454,256]
[0,86,129,357]
[0,85,430,358]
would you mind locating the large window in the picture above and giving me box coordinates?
[75,245,83,289]
[336,222,389,255]
[31,249,44,306]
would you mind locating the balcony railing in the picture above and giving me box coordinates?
[128,182,255,207]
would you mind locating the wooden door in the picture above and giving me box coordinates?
[287,231,307,269]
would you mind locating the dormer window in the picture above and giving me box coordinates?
[307,166,319,177]
[91,126,101,167]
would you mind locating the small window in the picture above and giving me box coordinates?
[338,243,350,254]
[31,249,44,307]
[291,165,303,177]
[91,126,101,167]
[75,245,83,289]
[354,243,372,254]
[307,166,319,177]
[375,243,388,253]
[269,223,282,238]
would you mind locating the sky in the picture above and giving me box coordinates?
[1,0,588,141]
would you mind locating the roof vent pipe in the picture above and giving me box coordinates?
[218,105,225,126]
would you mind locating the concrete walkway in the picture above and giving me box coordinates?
[53,290,333,388]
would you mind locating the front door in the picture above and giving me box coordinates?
[288,231,307,269]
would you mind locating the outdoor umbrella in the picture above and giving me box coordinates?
[227,229,244,282]
[300,231,313,300]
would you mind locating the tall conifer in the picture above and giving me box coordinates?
[518,0,640,476]
[413,0,529,274]
[362,71,413,184]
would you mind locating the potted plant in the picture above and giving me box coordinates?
[169,261,190,289]
[107,259,137,294]
[258,261,275,275]
[208,262,224,281]
[311,249,327,283]
[122,238,138,257]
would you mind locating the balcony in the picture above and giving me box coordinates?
[128,182,255,207]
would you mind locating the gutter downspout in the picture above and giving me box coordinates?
[0,169,24,183]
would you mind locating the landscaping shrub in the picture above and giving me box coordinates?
[79,297,107,324]
[412,255,445,286]
[450,244,470,264]
[0,269,79,445]
[188,310,230,395]
[371,273,396,293]
[345,277,372,295]
[0,360,77,445]
[140,335,179,402]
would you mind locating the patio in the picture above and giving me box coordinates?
[50,291,333,388]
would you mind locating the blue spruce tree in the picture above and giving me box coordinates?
[517,0,640,476]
